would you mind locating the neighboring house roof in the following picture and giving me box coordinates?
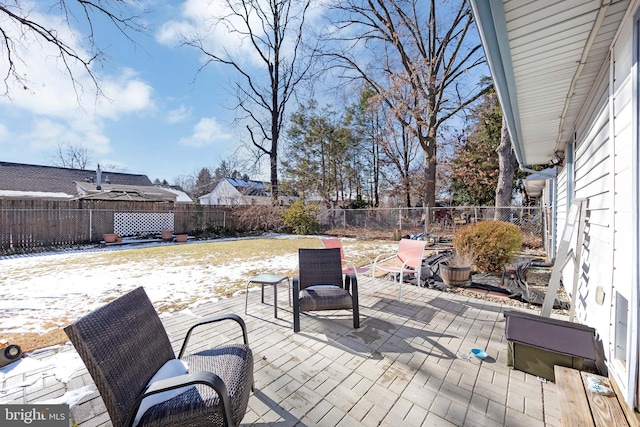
[226,178,270,197]
[0,161,152,199]
[199,178,296,205]
[160,186,193,203]
[470,0,629,165]
[0,190,74,199]
[75,181,178,202]
[199,178,270,203]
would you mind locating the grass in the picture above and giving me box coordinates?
[1,236,397,353]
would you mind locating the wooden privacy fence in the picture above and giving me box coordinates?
[0,199,235,253]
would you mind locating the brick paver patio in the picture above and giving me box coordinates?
[1,276,562,426]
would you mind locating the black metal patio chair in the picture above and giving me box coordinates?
[293,248,360,333]
[64,286,253,427]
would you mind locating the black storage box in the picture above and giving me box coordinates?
[504,310,596,381]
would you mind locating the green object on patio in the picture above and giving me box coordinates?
[507,341,584,382]
[504,310,596,382]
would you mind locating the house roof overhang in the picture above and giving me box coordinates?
[470,0,630,166]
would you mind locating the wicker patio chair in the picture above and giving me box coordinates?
[64,287,253,427]
[293,248,360,333]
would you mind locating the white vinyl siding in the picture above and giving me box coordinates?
[566,56,612,349]
[555,167,568,242]
[606,8,637,395]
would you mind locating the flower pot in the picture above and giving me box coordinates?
[440,264,471,286]
[103,233,118,243]
[175,234,188,242]
[393,229,403,240]
[161,230,173,241]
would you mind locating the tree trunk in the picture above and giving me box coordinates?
[494,116,516,221]
[270,151,279,205]
[421,128,437,208]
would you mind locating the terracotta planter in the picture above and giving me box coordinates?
[103,233,118,243]
[440,263,471,286]
[175,234,188,242]
[161,230,173,241]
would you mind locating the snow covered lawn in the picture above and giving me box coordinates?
[0,235,395,347]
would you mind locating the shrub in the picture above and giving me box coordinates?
[233,205,284,232]
[452,221,522,272]
[281,201,319,235]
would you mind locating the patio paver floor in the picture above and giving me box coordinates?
[1,276,562,426]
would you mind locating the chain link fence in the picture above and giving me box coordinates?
[319,206,545,247]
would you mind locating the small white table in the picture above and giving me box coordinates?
[244,274,291,318]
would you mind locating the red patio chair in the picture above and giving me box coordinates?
[371,238,426,301]
[321,237,372,280]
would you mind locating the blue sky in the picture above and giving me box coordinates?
[0,0,312,183]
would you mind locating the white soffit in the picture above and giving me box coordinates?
[475,0,629,165]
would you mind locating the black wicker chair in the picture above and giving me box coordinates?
[293,248,360,333]
[64,287,253,427]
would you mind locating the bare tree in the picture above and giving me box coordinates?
[377,108,421,207]
[324,0,490,207]
[181,0,313,203]
[50,142,92,169]
[494,116,517,219]
[0,1,145,97]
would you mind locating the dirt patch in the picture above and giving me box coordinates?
[1,329,68,354]
[445,250,570,316]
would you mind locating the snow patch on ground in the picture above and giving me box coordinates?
[0,238,300,334]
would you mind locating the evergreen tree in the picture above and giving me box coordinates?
[194,167,215,198]
[450,89,502,206]
[283,101,360,205]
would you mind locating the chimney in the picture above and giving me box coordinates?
[96,164,102,191]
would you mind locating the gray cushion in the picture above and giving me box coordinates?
[299,286,353,311]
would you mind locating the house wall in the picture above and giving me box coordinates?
[555,168,568,245]
[572,61,614,373]
[557,5,638,402]
[610,8,638,401]
[206,180,242,205]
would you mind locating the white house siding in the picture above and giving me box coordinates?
[562,51,615,376]
[555,168,568,244]
[609,14,636,395]
[207,180,242,205]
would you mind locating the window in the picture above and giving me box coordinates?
[614,292,628,366]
